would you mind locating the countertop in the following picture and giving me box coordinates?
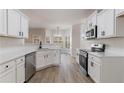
[88,51,124,58]
[0,44,61,64]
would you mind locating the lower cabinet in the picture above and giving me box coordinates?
[88,59,101,83]
[0,60,16,83]
[88,54,124,83]
[0,56,25,83]
[16,56,25,83]
[36,49,60,71]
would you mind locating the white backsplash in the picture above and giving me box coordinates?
[80,37,124,54]
[0,37,25,48]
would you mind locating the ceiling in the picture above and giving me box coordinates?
[21,9,95,29]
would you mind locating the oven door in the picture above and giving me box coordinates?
[79,54,87,71]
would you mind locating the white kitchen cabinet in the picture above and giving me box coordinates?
[97,9,115,38]
[52,50,61,65]
[88,53,124,83]
[0,9,7,36]
[2,9,29,38]
[36,51,46,70]
[8,10,21,37]
[0,60,16,83]
[87,11,97,30]
[36,49,60,71]
[16,56,25,83]
[21,16,29,38]
[88,59,101,83]
[115,9,124,17]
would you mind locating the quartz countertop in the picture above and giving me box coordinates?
[88,51,124,58]
[0,44,61,64]
[0,44,38,64]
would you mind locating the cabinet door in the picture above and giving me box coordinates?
[88,60,101,83]
[8,10,20,37]
[0,68,16,83]
[46,51,53,65]
[104,10,115,37]
[36,52,46,69]
[0,9,7,35]
[97,10,115,38]
[87,11,97,30]
[21,16,29,38]
[54,50,60,64]
[17,63,25,83]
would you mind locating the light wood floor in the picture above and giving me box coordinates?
[28,54,93,83]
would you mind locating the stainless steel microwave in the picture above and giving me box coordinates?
[85,25,97,39]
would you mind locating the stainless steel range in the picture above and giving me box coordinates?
[79,49,89,76]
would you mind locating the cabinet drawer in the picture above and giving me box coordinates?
[89,54,101,64]
[16,56,25,64]
[0,60,15,73]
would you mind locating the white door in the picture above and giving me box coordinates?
[0,68,16,83]
[8,10,20,37]
[0,9,7,35]
[16,63,25,83]
[21,16,28,38]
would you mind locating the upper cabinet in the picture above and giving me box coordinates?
[8,10,21,37]
[0,10,7,36]
[97,9,115,38]
[0,9,29,38]
[21,15,29,38]
[87,11,97,30]
[85,9,124,39]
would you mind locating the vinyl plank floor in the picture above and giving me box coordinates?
[28,54,93,83]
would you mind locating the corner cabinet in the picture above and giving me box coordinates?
[0,9,7,36]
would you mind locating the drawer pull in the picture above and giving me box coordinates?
[5,65,8,68]
[21,59,23,61]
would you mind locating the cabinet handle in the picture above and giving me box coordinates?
[19,32,21,36]
[91,62,94,67]
[22,32,23,36]
[21,59,23,61]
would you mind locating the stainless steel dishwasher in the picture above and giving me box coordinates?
[25,52,36,82]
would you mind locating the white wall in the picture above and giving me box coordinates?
[80,37,124,54]
[71,24,80,57]
[26,28,46,44]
